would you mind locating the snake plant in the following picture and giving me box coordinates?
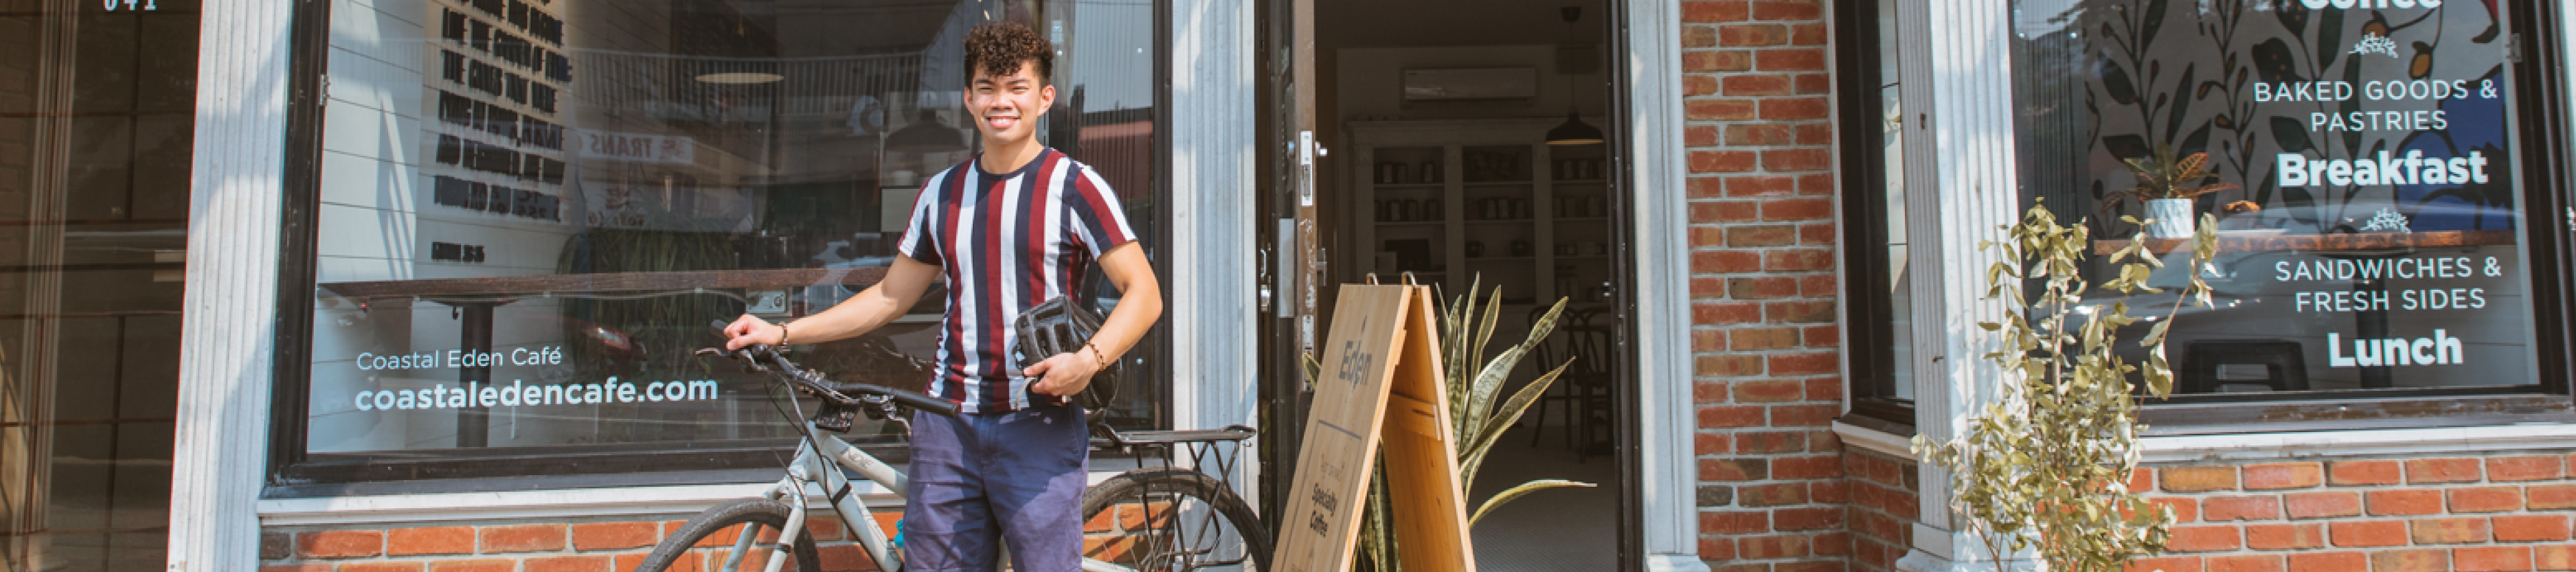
[1312,277,1592,571]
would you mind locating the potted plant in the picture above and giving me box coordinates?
[2108,144,2238,238]
[1913,202,2220,572]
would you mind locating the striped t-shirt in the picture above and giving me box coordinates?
[896,148,1137,413]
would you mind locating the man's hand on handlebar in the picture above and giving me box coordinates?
[723,314,786,350]
[702,321,960,418]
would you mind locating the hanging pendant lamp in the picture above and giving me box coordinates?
[888,109,967,153]
[1545,7,1603,146]
[1546,109,1603,146]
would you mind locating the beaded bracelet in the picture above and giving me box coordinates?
[1085,341,1111,369]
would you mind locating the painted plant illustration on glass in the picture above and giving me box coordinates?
[2009,0,2540,394]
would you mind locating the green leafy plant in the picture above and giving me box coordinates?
[1911,202,2219,572]
[2108,144,2240,203]
[1307,279,1591,572]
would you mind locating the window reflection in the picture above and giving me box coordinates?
[0,1,199,569]
[304,0,1162,468]
[1875,0,1912,402]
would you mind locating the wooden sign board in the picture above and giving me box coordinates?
[1274,284,1476,572]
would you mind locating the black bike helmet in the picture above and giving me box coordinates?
[1012,296,1120,413]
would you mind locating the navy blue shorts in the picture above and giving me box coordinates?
[903,404,1089,572]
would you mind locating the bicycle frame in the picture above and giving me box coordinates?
[690,337,1185,572]
[736,418,1142,572]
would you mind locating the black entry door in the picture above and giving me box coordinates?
[1250,0,1322,531]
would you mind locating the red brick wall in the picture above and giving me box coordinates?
[1669,3,2576,572]
[2125,452,2576,572]
[259,515,897,572]
[1843,451,1919,572]
[1680,1,1844,571]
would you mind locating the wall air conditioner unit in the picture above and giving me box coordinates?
[1401,67,1538,101]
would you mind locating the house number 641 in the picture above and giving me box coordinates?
[103,0,158,10]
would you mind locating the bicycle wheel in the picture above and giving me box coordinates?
[1078,468,1272,572]
[632,498,824,572]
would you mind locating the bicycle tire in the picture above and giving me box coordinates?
[632,498,824,572]
[1078,468,1273,572]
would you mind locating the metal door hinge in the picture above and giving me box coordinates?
[1257,247,1274,313]
[2506,34,2523,64]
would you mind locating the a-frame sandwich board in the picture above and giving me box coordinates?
[1274,284,1475,572]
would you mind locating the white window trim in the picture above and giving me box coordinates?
[1836,420,2576,466]
[257,483,894,527]
[1623,0,1706,571]
[172,0,294,569]
[257,471,1129,527]
[1833,420,1917,461]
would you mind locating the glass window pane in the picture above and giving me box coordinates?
[0,3,196,569]
[1886,245,1912,400]
[1870,0,1914,402]
[2009,0,2540,396]
[111,422,174,529]
[44,425,114,531]
[303,0,1166,468]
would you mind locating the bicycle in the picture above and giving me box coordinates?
[629,324,1271,572]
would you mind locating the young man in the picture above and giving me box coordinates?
[723,21,1162,572]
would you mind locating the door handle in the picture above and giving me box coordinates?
[1276,218,1296,318]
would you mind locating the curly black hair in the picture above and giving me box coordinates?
[964,21,1053,85]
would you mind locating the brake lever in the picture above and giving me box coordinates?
[694,347,773,374]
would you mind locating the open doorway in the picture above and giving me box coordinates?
[1272,0,1631,569]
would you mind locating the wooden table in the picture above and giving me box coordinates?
[319,267,902,447]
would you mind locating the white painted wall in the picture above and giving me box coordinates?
[1333,45,1609,123]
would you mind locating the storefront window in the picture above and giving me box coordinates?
[287,0,1164,482]
[1839,0,1914,419]
[2010,0,2549,398]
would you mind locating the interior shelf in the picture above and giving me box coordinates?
[1349,119,1616,306]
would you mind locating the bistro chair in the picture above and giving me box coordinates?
[1527,305,1619,461]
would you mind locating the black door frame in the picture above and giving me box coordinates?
[1252,1,1646,569]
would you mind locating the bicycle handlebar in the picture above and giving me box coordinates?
[701,321,961,419]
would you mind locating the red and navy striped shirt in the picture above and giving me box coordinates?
[896,148,1137,413]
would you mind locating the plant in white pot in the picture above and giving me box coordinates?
[2108,144,2238,238]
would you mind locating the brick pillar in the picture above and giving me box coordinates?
[1678,1,1846,571]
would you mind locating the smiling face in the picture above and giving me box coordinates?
[964,59,1054,148]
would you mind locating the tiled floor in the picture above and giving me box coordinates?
[1469,422,1620,571]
